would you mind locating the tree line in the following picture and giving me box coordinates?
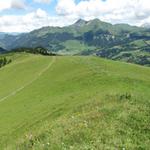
[12,47,57,56]
[0,57,12,68]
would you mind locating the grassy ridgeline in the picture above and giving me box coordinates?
[0,53,149,149]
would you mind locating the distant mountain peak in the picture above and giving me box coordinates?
[91,18,100,22]
[74,19,87,26]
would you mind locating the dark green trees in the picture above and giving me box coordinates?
[0,57,12,68]
[12,47,57,56]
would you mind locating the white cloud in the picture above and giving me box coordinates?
[56,0,150,26]
[56,0,76,16]
[33,0,52,4]
[0,0,26,11]
[0,9,47,32]
[11,0,26,9]
[0,8,76,32]
[0,0,150,32]
[0,0,12,11]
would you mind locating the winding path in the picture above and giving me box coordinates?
[0,56,56,103]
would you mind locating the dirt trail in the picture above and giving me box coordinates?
[0,56,56,103]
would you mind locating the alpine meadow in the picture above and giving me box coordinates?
[0,0,150,150]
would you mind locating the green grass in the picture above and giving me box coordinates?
[0,53,149,149]
[59,40,95,55]
[130,40,146,47]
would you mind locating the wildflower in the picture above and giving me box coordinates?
[84,120,88,127]
[70,146,74,149]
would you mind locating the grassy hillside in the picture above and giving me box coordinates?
[0,53,150,149]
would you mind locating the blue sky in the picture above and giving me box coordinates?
[0,0,57,15]
[0,0,150,32]
[0,0,82,16]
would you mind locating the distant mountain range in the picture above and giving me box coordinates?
[0,47,6,53]
[0,19,150,66]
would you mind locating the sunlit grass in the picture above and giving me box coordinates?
[0,53,149,149]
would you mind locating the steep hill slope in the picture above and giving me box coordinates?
[0,53,150,149]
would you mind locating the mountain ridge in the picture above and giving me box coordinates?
[0,19,150,66]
